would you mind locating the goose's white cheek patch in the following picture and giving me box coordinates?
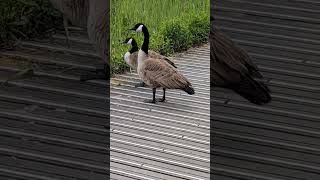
[127,38,132,44]
[136,25,143,32]
[124,52,130,63]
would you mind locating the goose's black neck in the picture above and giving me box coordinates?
[129,39,138,53]
[141,26,149,54]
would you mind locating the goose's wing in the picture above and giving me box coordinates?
[211,53,241,87]
[126,51,138,69]
[212,29,262,78]
[144,58,189,89]
[163,58,177,68]
[210,28,271,104]
[149,50,177,68]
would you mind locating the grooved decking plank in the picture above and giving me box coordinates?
[111,44,211,180]
[213,0,320,179]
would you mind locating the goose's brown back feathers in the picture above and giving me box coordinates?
[140,58,194,94]
[128,50,176,70]
[210,28,271,105]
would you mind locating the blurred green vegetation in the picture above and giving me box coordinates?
[0,0,210,75]
[111,0,210,75]
[0,0,62,48]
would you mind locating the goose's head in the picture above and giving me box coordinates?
[123,38,134,63]
[129,23,146,33]
[123,37,138,54]
[123,37,133,45]
[123,37,138,48]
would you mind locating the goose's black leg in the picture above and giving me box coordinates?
[134,81,145,88]
[144,88,157,103]
[63,16,70,48]
[157,88,166,102]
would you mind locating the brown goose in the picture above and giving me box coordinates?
[49,0,89,47]
[210,20,271,105]
[123,37,177,87]
[50,0,109,81]
[130,23,194,103]
[123,37,177,71]
[123,38,139,72]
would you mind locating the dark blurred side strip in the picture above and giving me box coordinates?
[211,0,320,179]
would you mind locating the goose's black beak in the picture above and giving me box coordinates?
[128,28,135,31]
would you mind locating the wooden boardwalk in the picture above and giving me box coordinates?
[212,0,320,179]
[0,28,210,179]
[0,30,109,180]
[110,45,210,179]
[2,0,319,178]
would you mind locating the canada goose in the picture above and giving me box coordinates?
[49,0,89,47]
[123,37,144,87]
[210,26,271,105]
[123,37,177,87]
[130,23,195,103]
[50,0,109,81]
[86,0,109,78]
[123,37,177,71]
[123,37,139,73]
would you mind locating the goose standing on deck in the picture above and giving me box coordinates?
[49,0,109,82]
[123,37,139,73]
[130,23,195,103]
[210,24,271,105]
[123,37,177,87]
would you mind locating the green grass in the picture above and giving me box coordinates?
[111,0,210,75]
[1,0,209,75]
[0,0,62,48]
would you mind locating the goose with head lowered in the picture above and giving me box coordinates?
[130,23,195,103]
[123,37,177,87]
[210,17,271,105]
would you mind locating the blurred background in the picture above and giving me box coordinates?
[0,0,63,49]
[0,0,210,76]
[110,0,210,75]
